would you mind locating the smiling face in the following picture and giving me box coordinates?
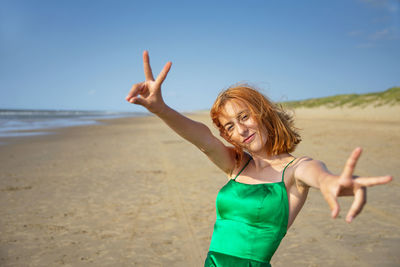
[218,100,267,154]
[211,85,301,163]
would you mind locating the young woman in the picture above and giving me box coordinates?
[126,51,392,267]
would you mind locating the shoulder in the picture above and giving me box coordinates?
[294,156,329,171]
[229,153,252,178]
[291,157,325,187]
[294,156,316,174]
[292,156,330,188]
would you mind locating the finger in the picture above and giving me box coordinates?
[155,61,172,87]
[143,50,154,81]
[129,96,146,106]
[340,147,362,187]
[322,191,340,219]
[345,187,366,223]
[126,83,145,101]
[354,175,393,187]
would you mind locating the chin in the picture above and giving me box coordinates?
[249,140,268,154]
[247,143,264,153]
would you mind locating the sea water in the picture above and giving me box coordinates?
[0,109,145,139]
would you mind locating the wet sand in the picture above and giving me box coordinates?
[0,106,399,266]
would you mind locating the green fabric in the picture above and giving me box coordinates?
[205,251,271,267]
[206,158,294,265]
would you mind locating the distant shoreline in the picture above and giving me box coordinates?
[0,109,148,140]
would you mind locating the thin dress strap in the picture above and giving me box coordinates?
[282,158,296,182]
[233,158,252,181]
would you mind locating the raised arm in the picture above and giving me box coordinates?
[294,147,392,223]
[126,51,235,174]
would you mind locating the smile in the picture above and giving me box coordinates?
[243,133,255,144]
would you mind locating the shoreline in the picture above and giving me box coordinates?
[0,113,150,145]
[0,109,148,141]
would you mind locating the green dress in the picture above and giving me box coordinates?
[204,158,295,267]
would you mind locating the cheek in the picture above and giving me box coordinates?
[259,130,268,144]
[248,118,260,129]
[254,124,267,142]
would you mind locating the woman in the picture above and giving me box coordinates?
[126,51,392,266]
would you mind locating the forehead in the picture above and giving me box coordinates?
[218,100,249,124]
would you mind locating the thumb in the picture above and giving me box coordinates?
[322,190,340,218]
[330,200,340,218]
[129,96,147,107]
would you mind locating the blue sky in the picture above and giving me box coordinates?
[1,0,399,112]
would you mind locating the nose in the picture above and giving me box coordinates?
[236,122,248,136]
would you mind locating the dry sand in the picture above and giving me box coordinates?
[0,106,399,266]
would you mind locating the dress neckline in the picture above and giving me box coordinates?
[232,157,296,185]
[229,179,285,186]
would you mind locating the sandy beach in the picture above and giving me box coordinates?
[0,106,399,267]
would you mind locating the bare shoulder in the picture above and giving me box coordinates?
[294,156,329,173]
[279,157,310,190]
[291,156,319,188]
[293,156,330,189]
[229,153,252,178]
[294,156,313,173]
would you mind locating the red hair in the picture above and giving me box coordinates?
[210,84,301,165]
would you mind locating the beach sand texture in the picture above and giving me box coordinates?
[0,106,399,266]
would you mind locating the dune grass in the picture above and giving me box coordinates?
[281,87,400,109]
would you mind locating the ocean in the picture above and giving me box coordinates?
[0,109,145,139]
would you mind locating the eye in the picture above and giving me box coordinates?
[241,114,249,121]
[226,125,234,132]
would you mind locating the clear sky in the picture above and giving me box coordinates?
[1,0,399,112]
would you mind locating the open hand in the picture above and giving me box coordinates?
[126,51,172,114]
[321,147,392,223]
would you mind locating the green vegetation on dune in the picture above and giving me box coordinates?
[281,87,400,108]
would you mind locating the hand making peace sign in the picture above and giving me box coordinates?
[319,147,392,223]
[126,51,172,114]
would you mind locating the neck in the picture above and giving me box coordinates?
[249,151,292,170]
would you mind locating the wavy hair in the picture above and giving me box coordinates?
[210,84,301,165]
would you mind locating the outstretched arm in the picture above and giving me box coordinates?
[126,51,235,174]
[294,147,392,223]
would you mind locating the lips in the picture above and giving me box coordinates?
[243,133,255,144]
